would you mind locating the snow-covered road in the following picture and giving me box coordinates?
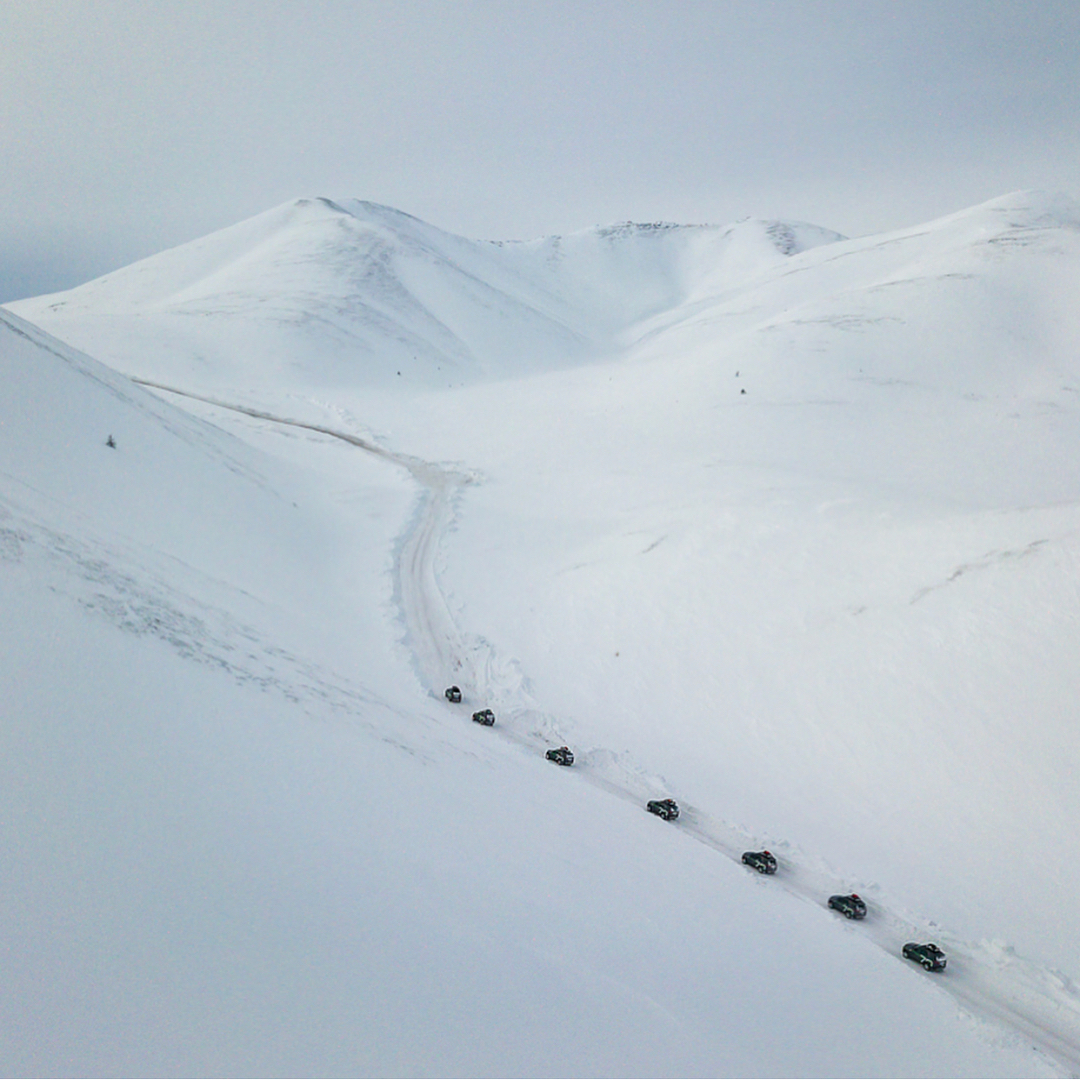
[136,377,1080,1076]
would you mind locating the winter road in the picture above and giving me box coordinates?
[136,377,1080,1077]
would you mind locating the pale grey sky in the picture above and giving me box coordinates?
[2,0,1078,301]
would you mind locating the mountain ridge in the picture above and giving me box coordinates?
[9,190,1076,398]
[7,196,847,389]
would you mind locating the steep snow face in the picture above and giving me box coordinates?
[8,197,843,391]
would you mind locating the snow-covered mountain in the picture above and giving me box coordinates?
[6,191,1080,1076]
[10,196,844,390]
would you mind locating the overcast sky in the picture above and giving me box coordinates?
[2,0,1077,301]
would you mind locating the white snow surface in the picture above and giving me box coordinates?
[6,189,1080,1076]
[9,195,844,391]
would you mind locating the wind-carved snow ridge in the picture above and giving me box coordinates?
[134,377,1080,1076]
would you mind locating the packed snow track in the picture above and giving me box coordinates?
[138,377,1080,1077]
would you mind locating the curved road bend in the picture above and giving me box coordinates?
[135,376,1080,1076]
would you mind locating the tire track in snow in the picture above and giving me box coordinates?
[137,377,1080,1076]
[130,378,484,696]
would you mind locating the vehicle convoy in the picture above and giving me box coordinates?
[646,798,679,820]
[741,850,777,874]
[828,893,867,919]
[545,746,574,766]
[472,708,495,726]
[444,686,462,703]
[903,942,947,971]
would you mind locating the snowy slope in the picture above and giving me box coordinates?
[385,190,1080,967]
[3,311,1048,1079]
[6,191,1080,1075]
[9,196,843,391]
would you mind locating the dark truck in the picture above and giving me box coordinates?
[828,893,867,919]
[646,798,679,821]
[902,942,947,971]
[545,746,574,766]
[741,850,778,874]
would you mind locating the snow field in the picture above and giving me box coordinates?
[7,189,1080,1074]
[132,379,1080,1074]
[0,558,1054,1078]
